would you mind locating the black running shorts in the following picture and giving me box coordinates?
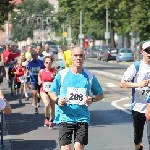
[59,122,88,147]
[31,83,41,92]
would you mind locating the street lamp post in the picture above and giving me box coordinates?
[79,11,84,48]
[105,8,110,46]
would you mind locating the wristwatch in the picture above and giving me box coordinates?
[92,97,95,102]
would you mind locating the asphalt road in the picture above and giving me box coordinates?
[1,58,149,150]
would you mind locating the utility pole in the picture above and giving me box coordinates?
[78,11,84,48]
[62,24,64,45]
[41,14,44,47]
[105,8,110,46]
[80,11,82,47]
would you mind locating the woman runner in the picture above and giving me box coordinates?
[38,56,56,129]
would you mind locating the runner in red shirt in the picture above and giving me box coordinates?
[7,45,20,96]
[11,58,26,104]
[1,45,12,81]
[38,56,56,129]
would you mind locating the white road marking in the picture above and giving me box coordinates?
[111,97,131,114]
[124,104,131,107]
[106,83,118,87]
[91,69,122,80]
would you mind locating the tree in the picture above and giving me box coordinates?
[11,0,55,41]
[0,0,15,29]
[57,0,106,43]
[57,0,150,47]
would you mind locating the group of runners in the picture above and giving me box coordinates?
[1,43,58,129]
[2,41,150,150]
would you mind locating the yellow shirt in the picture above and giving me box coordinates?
[63,50,72,67]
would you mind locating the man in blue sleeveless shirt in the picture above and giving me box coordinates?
[49,47,104,150]
[27,51,44,114]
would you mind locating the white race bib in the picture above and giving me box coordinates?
[43,82,52,92]
[19,75,27,83]
[32,67,40,75]
[66,87,86,105]
[138,87,150,100]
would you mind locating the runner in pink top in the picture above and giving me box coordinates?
[38,56,56,129]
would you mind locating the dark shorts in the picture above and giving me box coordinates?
[4,63,8,67]
[132,110,146,145]
[27,76,30,82]
[31,83,41,92]
[8,67,15,78]
[59,122,88,147]
[16,82,23,89]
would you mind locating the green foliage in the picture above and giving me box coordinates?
[0,0,15,28]
[57,0,150,44]
[11,0,55,41]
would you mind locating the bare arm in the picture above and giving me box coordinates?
[51,53,55,62]
[119,79,149,88]
[94,94,104,102]
[3,100,12,114]
[1,53,3,62]
[38,70,42,85]
[0,91,11,114]
[48,91,57,101]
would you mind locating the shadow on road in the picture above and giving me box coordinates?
[90,108,132,127]
[11,139,57,150]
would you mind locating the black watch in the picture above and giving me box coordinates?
[92,97,95,102]
[55,98,59,105]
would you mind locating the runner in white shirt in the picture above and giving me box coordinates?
[42,44,55,61]
[120,41,150,150]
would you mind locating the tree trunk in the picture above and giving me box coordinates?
[125,36,130,48]
[110,22,116,48]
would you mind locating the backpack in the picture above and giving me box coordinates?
[131,61,141,110]
[60,68,93,93]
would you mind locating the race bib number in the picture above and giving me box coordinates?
[19,75,27,83]
[43,82,52,92]
[66,87,86,105]
[32,67,40,75]
[139,87,150,99]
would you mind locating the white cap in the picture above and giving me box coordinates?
[142,41,150,50]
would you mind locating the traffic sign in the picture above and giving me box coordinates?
[78,34,84,39]
[62,32,67,37]
[66,38,72,41]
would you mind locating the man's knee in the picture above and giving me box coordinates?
[74,142,84,150]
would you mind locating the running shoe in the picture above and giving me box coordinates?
[49,121,53,129]
[25,97,29,101]
[35,108,38,114]
[44,119,49,127]
[11,92,15,96]
[19,100,22,104]
[135,145,143,150]
[37,103,40,107]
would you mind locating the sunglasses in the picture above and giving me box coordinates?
[144,48,150,54]
[45,61,52,64]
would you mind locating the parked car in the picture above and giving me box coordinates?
[85,47,97,58]
[50,45,58,54]
[116,48,134,62]
[97,45,112,60]
[101,48,118,62]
